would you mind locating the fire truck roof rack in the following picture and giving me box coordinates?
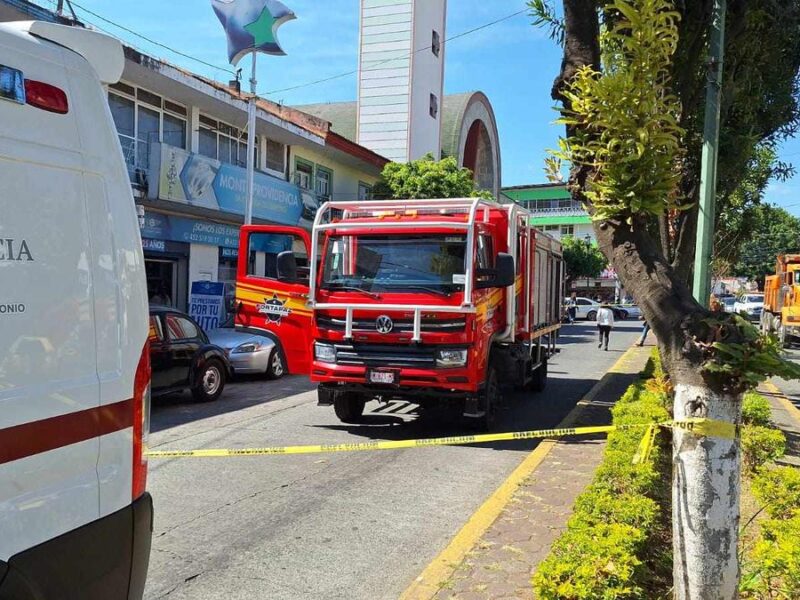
[308,198,530,341]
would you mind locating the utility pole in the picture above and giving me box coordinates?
[692,0,727,306]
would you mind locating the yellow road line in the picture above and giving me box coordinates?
[398,345,644,600]
[762,381,800,428]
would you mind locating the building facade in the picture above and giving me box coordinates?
[2,0,387,313]
[297,0,501,198]
[502,183,621,298]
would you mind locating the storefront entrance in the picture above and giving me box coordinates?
[143,239,189,310]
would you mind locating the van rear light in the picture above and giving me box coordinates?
[0,64,25,104]
[24,79,69,114]
[132,340,151,500]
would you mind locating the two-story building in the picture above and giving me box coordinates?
[501,183,621,298]
[1,0,388,312]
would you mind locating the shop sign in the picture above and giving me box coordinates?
[189,281,225,331]
[150,144,306,226]
[220,247,239,259]
[142,238,166,253]
[140,212,240,249]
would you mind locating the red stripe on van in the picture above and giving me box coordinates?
[0,399,133,466]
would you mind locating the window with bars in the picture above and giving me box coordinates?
[197,114,259,169]
[108,82,187,182]
[315,166,332,201]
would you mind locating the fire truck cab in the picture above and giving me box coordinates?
[236,198,563,430]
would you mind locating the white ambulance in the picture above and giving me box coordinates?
[0,21,152,598]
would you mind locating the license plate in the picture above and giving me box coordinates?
[367,369,399,385]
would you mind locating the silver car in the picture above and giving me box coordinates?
[208,319,285,379]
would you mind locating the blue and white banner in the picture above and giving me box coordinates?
[150,144,309,226]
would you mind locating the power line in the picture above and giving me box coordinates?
[42,1,528,102]
[261,8,528,96]
[67,1,237,76]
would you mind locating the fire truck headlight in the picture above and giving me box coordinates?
[314,342,337,363]
[436,348,468,368]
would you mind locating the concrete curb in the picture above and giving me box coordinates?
[398,345,646,600]
[762,381,800,428]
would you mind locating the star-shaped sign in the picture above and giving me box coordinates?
[244,6,277,47]
[211,0,296,65]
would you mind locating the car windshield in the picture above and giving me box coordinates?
[321,234,467,294]
[723,298,735,306]
[745,295,763,303]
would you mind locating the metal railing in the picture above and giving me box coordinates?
[308,198,527,342]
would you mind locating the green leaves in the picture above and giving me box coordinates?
[373,154,491,200]
[551,0,685,221]
[699,314,800,389]
[562,236,608,284]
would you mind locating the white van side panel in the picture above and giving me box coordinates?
[66,59,149,516]
[0,25,147,560]
[0,147,101,560]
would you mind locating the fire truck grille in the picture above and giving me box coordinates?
[317,315,466,333]
[333,344,437,368]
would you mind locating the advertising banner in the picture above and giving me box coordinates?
[139,211,240,249]
[151,144,311,226]
[189,281,225,331]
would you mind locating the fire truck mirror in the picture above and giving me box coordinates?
[476,252,515,290]
[276,250,299,282]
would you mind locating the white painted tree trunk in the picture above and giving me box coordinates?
[673,382,742,600]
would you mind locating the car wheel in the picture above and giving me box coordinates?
[586,310,597,321]
[192,359,226,402]
[333,392,366,423]
[266,349,285,379]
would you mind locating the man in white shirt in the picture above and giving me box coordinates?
[596,302,615,351]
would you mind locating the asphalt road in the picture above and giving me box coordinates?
[144,321,642,600]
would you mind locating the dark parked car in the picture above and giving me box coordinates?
[148,306,232,402]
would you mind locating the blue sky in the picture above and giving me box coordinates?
[63,0,799,213]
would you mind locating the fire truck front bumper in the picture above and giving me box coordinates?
[310,342,476,395]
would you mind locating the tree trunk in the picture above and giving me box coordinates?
[672,383,742,600]
[551,4,744,593]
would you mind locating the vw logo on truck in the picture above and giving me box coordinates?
[376,315,394,334]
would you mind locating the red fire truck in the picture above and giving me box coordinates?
[235,198,563,430]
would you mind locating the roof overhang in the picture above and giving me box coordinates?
[121,46,326,148]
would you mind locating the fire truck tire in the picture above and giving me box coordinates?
[334,393,366,423]
[476,366,500,432]
[530,357,548,393]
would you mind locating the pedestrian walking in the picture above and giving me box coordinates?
[567,292,578,324]
[637,318,650,347]
[596,302,614,351]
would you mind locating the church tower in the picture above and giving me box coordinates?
[356,0,447,163]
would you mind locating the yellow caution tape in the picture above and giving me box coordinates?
[144,418,740,460]
[671,417,739,440]
[145,425,617,459]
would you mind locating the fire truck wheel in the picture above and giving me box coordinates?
[334,393,366,423]
[476,366,500,432]
[530,357,548,393]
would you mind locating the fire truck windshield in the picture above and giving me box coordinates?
[321,234,467,295]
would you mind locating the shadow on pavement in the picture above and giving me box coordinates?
[151,375,317,433]
[311,374,616,453]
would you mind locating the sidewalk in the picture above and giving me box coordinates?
[402,344,652,600]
